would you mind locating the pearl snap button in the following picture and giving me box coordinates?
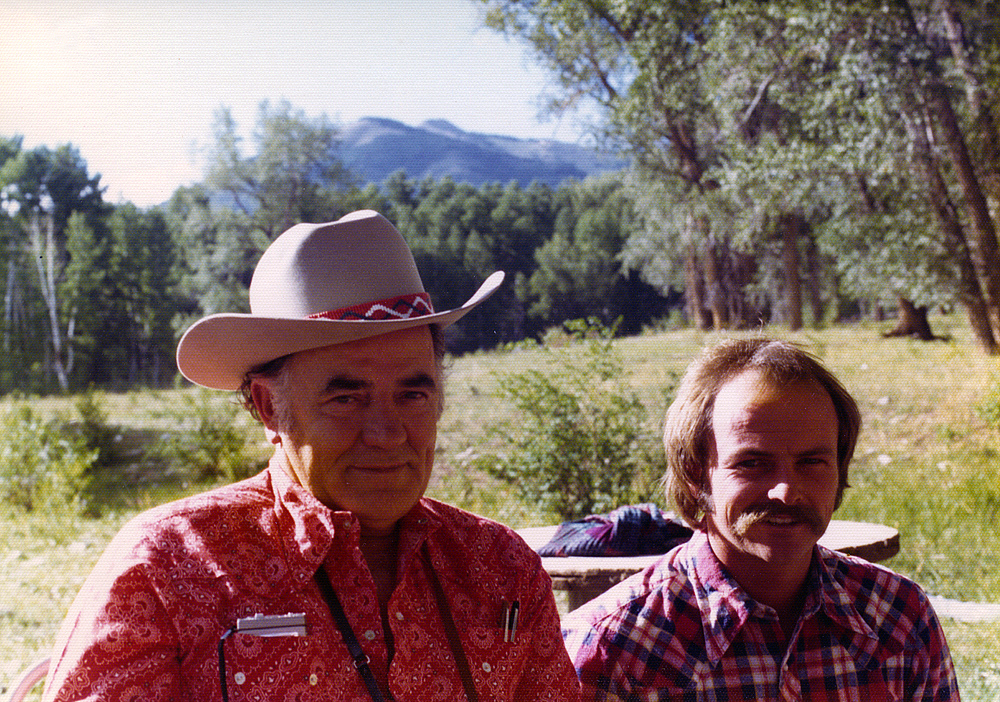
[309,673,318,685]
[481,662,492,673]
[364,629,377,640]
[234,672,246,685]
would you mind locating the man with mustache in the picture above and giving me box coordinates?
[562,338,958,700]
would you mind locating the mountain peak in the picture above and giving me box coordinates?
[420,119,465,136]
[339,117,624,188]
[355,116,408,129]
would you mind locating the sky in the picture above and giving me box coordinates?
[1,1,594,208]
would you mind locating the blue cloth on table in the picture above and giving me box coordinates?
[537,503,693,557]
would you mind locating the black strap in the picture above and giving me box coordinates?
[218,627,236,702]
[314,548,480,702]
[423,543,481,702]
[314,566,391,702]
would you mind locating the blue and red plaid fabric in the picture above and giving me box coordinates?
[538,503,693,557]
[562,531,960,701]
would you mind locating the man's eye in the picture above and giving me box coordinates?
[329,394,358,405]
[800,456,831,466]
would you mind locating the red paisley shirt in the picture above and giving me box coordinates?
[42,463,579,701]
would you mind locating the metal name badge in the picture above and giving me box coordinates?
[236,613,308,637]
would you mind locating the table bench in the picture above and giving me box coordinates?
[517,519,899,611]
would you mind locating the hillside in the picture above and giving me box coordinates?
[338,117,626,187]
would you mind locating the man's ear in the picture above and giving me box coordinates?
[250,380,282,445]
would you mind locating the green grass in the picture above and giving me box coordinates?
[3,315,999,699]
[943,619,1000,698]
[1,508,122,693]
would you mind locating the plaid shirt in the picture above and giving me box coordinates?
[563,531,959,701]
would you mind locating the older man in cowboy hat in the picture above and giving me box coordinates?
[43,211,579,702]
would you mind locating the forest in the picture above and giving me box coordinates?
[1,0,998,396]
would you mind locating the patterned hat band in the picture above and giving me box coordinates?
[307,292,434,321]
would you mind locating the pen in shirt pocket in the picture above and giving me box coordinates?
[502,600,520,642]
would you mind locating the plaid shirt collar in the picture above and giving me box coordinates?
[683,531,890,666]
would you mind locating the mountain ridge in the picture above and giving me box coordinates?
[338,117,625,188]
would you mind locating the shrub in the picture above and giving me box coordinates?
[976,381,1000,430]
[0,403,95,514]
[479,318,667,521]
[150,390,265,482]
[74,388,122,466]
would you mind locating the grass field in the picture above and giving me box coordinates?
[2,314,999,699]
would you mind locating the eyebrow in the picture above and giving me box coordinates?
[729,446,836,462]
[322,372,438,394]
[401,372,438,390]
[323,375,366,393]
[796,445,837,457]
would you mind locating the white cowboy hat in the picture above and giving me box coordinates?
[176,210,504,390]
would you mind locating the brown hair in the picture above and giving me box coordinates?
[663,337,861,528]
[238,323,448,422]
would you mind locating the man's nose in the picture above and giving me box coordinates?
[361,401,406,446]
[767,463,805,504]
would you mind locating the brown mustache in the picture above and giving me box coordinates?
[733,503,826,536]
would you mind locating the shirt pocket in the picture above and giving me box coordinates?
[220,632,334,702]
[463,625,536,699]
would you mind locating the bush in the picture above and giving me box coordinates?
[0,403,95,514]
[74,388,122,466]
[479,318,667,521]
[151,390,265,482]
[976,381,1000,430]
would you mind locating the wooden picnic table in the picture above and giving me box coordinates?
[517,519,900,611]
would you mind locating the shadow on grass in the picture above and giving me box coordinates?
[80,428,223,515]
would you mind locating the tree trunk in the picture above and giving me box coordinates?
[29,213,72,392]
[683,248,712,330]
[940,0,1000,201]
[781,212,803,331]
[4,256,18,353]
[898,0,1000,334]
[884,297,936,340]
[804,237,825,327]
[903,101,998,354]
[925,81,1000,335]
[701,231,729,330]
